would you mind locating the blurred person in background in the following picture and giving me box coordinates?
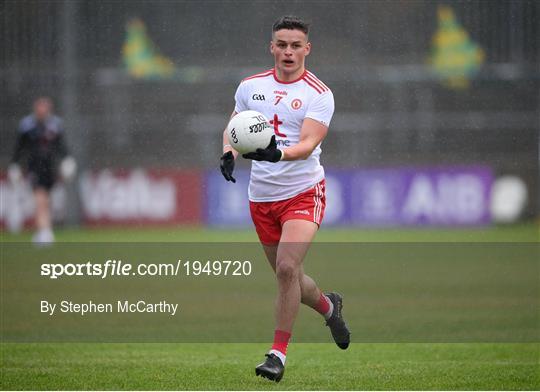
[219,16,350,382]
[8,97,76,244]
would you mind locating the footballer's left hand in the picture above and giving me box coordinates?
[8,164,22,183]
[242,135,282,162]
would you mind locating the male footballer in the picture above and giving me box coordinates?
[8,97,76,243]
[219,16,350,382]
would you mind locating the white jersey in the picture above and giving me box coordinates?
[234,68,335,202]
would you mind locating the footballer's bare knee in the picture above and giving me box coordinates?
[275,261,300,284]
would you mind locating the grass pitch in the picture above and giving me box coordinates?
[1,222,538,242]
[1,343,538,390]
[1,224,539,390]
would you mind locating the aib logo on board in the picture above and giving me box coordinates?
[291,98,302,110]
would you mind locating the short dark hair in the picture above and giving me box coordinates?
[272,15,309,36]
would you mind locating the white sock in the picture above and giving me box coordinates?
[324,295,334,320]
[33,228,54,244]
[269,349,286,365]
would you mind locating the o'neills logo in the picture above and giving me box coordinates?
[274,90,288,96]
[294,210,310,215]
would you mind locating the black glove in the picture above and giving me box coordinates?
[220,151,236,183]
[242,136,282,162]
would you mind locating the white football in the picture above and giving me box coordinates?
[226,110,273,154]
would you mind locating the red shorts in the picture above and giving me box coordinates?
[249,180,326,245]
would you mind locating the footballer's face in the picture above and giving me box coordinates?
[33,98,53,121]
[270,29,311,80]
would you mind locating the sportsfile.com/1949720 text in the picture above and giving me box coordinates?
[40,259,252,279]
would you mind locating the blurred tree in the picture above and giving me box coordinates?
[122,18,175,79]
[430,5,484,89]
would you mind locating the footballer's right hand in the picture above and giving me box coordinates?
[220,151,236,183]
[8,163,22,183]
[60,156,77,182]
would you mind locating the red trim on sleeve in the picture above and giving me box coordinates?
[304,74,328,93]
[306,71,330,91]
[303,76,323,94]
